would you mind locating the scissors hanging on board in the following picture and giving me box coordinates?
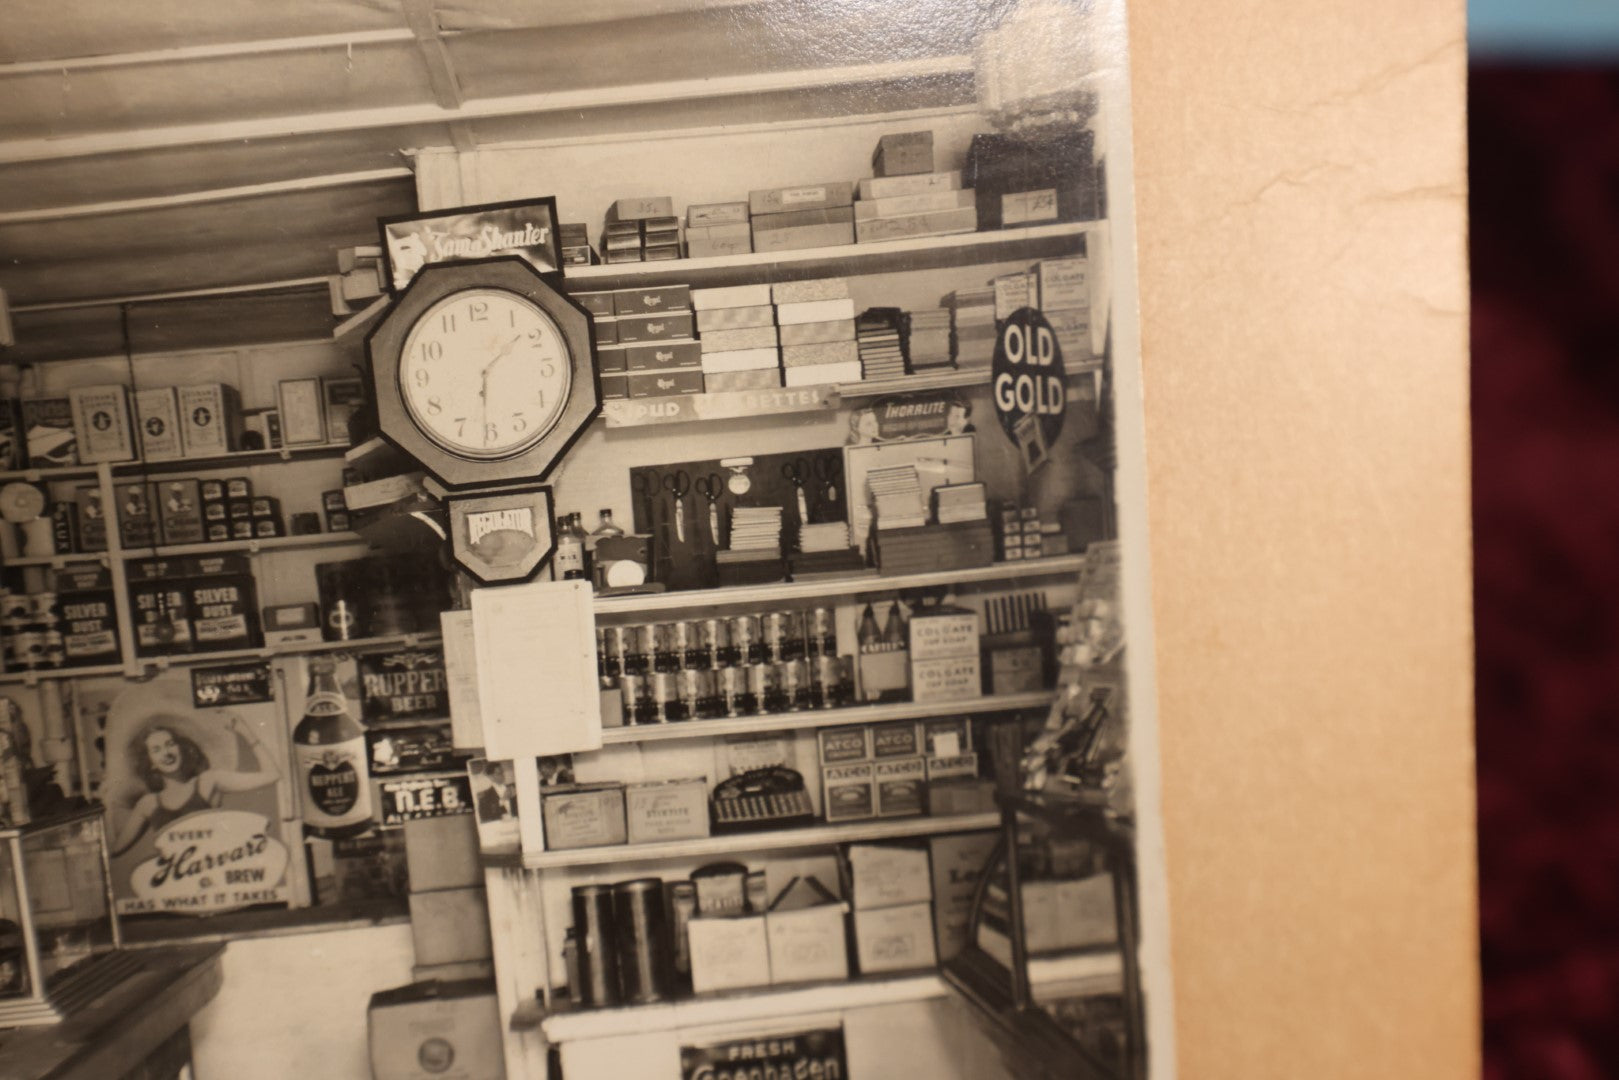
[663,469,692,544]
[813,456,840,507]
[694,473,724,548]
[780,459,810,524]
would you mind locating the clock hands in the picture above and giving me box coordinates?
[477,335,522,448]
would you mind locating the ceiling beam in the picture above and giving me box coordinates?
[11,277,331,314]
[404,0,465,110]
[0,167,412,225]
[0,55,973,165]
[0,30,415,77]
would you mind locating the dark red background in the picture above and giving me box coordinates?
[1472,66,1619,1078]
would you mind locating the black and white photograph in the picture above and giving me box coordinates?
[0,1,1484,1079]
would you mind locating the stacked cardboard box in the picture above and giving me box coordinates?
[581,286,700,400]
[946,287,997,367]
[845,842,939,974]
[854,308,906,380]
[686,201,752,259]
[909,606,983,704]
[775,279,858,387]
[908,309,953,369]
[559,223,594,267]
[854,167,977,244]
[602,196,678,264]
[693,284,779,392]
[1034,256,1092,360]
[749,182,855,253]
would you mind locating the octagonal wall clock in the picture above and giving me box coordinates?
[366,255,601,491]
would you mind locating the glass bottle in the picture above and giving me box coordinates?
[587,509,623,589]
[555,513,588,581]
[882,602,907,651]
[857,603,881,653]
[292,658,373,839]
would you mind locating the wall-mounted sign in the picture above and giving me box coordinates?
[191,661,274,708]
[680,1025,846,1080]
[447,486,557,585]
[848,390,974,444]
[993,307,1067,454]
[375,772,472,826]
[603,385,839,428]
[358,648,450,724]
[379,197,561,292]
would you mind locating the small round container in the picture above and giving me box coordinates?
[764,663,792,713]
[812,655,846,709]
[603,625,636,675]
[650,671,682,723]
[744,663,775,716]
[697,618,730,669]
[676,668,714,721]
[612,878,674,1005]
[779,658,810,711]
[622,625,653,676]
[619,673,649,724]
[716,666,748,717]
[651,623,681,674]
[669,621,703,670]
[806,607,837,657]
[761,610,805,664]
[730,615,763,666]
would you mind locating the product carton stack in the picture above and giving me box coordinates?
[775,279,859,388]
[854,132,979,245]
[845,842,939,975]
[749,182,856,253]
[602,195,678,264]
[909,605,983,704]
[403,813,494,982]
[558,222,594,267]
[692,284,780,392]
[945,286,998,368]
[854,308,907,380]
[685,201,753,259]
[907,309,953,370]
[1034,256,1092,361]
[580,286,701,400]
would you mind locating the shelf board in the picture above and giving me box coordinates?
[540,950,1122,1045]
[503,811,998,870]
[0,463,101,483]
[110,442,352,475]
[122,532,366,560]
[133,632,443,673]
[0,662,125,685]
[563,221,1100,292]
[593,553,1085,617]
[3,551,108,569]
[602,691,1054,745]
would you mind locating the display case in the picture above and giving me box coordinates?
[0,805,135,1026]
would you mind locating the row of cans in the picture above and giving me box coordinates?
[3,627,67,670]
[616,656,855,723]
[1,592,61,627]
[598,609,837,677]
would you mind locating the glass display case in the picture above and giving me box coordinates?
[0,805,134,1026]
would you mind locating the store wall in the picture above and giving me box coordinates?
[187,922,416,1080]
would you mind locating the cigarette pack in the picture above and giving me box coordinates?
[857,170,963,201]
[871,130,935,177]
[821,762,875,822]
[69,385,134,463]
[598,374,629,400]
[592,317,619,346]
[687,201,751,226]
[22,398,77,467]
[699,326,778,354]
[695,303,775,332]
[697,347,779,374]
[615,312,694,343]
[691,284,772,310]
[643,246,682,262]
[854,205,978,244]
[748,181,854,216]
[911,655,983,702]
[777,319,857,347]
[702,368,781,393]
[177,383,242,456]
[595,345,628,374]
[627,368,704,398]
[781,340,859,368]
[751,221,855,253]
[622,340,701,372]
[853,188,976,220]
[783,361,859,387]
[277,377,327,446]
[612,285,690,316]
[573,291,616,316]
[774,298,857,325]
[74,483,107,552]
[611,195,675,221]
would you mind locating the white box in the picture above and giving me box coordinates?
[1023,875,1118,952]
[766,903,850,984]
[784,361,861,387]
[907,606,980,660]
[854,902,937,974]
[69,385,134,463]
[691,283,773,310]
[911,655,982,702]
[687,915,772,993]
[847,842,932,909]
[177,383,240,456]
[774,298,857,325]
[701,347,781,374]
[929,832,998,960]
[277,377,327,446]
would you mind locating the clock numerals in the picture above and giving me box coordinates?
[484,422,500,447]
[441,312,457,334]
[417,340,443,363]
[425,396,443,416]
[467,299,488,322]
[413,368,430,388]
[512,413,528,434]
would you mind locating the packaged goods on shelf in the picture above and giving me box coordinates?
[73,484,106,552]
[322,376,365,444]
[574,291,615,316]
[618,340,701,371]
[778,317,856,347]
[687,201,750,227]
[925,753,979,782]
[704,368,781,392]
[1047,307,1092,360]
[854,187,977,221]
[748,181,855,217]
[912,654,983,703]
[695,303,774,332]
[766,877,849,984]
[875,757,927,816]
[628,368,704,398]
[857,170,963,201]
[611,195,676,221]
[784,361,860,388]
[691,283,772,310]
[847,841,932,908]
[56,566,120,667]
[687,912,771,993]
[114,482,155,547]
[1035,256,1089,310]
[625,778,710,843]
[68,385,133,464]
[700,347,780,374]
[699,325,778,354]
[855,205,979,244]
[822,762,876,822]
[780,339,858,369]
[873,520,996,576]
[541,782,628,850]
[686,223,752,259]
[771,278,850,304]
[616,311,694,343]
[947,286,998,368]
[854,901,938,974]
[964,125,1099,229]
[993,270,1035,320]
[871,130,935,178]
[21,398,76,467]
[178,383,243,456]
[613,284,690,315]
[930,831,999,960]
[752,219,855,253]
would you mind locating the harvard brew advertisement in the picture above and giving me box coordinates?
[97,668,292,916]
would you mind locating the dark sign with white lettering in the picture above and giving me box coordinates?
[992,307,1067,449]
[375,773,472,825]
[191,661,274,707]
[680,1026,846,1080]
[358,648,449,725]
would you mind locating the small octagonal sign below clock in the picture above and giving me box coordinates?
[367,256,601,490]
[448,486,557,585]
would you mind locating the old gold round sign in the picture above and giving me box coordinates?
[992,307,1066,452]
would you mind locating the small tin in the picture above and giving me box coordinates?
[716,666,748,717]
[650,671,682,722]
[812,655,848,709]
[669,620,702,669]
[651,623,681,673]
[762,610,804,663]
[807,607,837,657]
[620,674,657,726]
[697,618,730,668]
[745,663,776,716]
[764,663,792,713]
[730,615,763,665]
[602,625,636,676]
[28,593,57,622]
[622,625,652,675]
[200,479,226,502]
[779,658,811,711]
[676,668,712,721]
[10,632,44,666]
[0,594,32,621]
[745,870,770,913]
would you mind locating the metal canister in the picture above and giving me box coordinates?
[716,666,748,717]
[9,631,44,667]
[806,607,837,657]
[596,628,610,679]
[612,878,673,1005]
[650,671,682,723]
[697,618,730,669]
[676,668,713,721]
[730,614,763,665]
[622,625,652,675]
[651,623,681,673]
[779,658,810,711]
[619,673,650,725]
[764,663,792,713]
[761,610,804,663]
[570,884,621,1007]
[669,620,702,669]
[744,663,776,715]
[27,592,56,623]
[668,880,697,978]
[602,625,635,677]
[811,655,846,709]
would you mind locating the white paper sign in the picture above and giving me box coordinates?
[440,610,484,750]
[471,580,600,760]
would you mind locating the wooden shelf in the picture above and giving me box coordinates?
[602,691,1054,745]
[132,632,443,673]
[593,553,1085,617]
[122,531,366,560]
[3,551,108,569]
[0,662,125,685]
[562,222,1100,292]
[109,442,352,475]
[0,463,100,483]
[499,811,998,870]
[540,951,1123,1045]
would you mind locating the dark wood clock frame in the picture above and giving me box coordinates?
[365,255,600,490]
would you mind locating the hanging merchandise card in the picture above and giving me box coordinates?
[471,579,600,759]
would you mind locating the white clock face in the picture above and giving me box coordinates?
[399,287,573,459]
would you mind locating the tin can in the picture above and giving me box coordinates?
[619,674,649,724]
[669,620,702,669]
[745,663,776,716]
[745,870,770,914]
[602,625,635,673]
[651,623,681,673]
[730,615,763,665]
[28,592,57,623]
[0,594,32,621]
[697,618,730,668]
[761,610,804,663]
[650,671,682,723]
[716,666,748,717]
[668,881,697,976]
[571,884,622,1007]
[10,632,44,667]
[622,625,653,675]
[807,607,836,657]
[778,658,810,711]
[811,655,846,709]
[676,668,714,721]
[613,878,674,1005]
[763,663,791,713]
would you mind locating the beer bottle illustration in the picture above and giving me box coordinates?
[293,657,373,838]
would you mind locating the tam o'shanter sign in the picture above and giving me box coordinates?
[380,197,562,291]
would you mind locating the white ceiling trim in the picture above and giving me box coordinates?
[0,167,413,224]
[0,55,973,165]
[0,30,417,77]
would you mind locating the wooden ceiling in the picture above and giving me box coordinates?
[0,0,1011,362]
